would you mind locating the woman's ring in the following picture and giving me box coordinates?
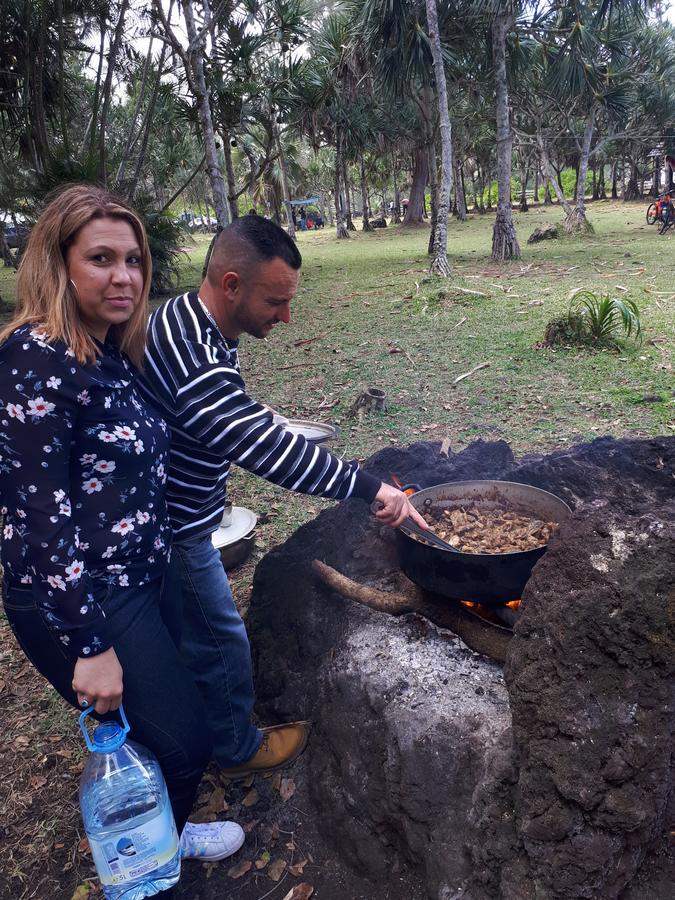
[80,697,90,708]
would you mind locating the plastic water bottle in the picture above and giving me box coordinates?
[79,705,181,898]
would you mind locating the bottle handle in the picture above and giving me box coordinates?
[79,703,131,752]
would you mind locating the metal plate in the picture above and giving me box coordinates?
[284,419,339,443]
[211,506,257,549]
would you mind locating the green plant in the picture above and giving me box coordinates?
[570,289,642,344]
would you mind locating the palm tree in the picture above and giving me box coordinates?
[425,0,452,275]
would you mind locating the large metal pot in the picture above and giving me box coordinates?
[396,480,572,606]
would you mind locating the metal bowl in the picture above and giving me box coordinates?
[397,480,572,606]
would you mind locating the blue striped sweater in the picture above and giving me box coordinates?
[140,292,381,541]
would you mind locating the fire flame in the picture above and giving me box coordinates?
[391,473,417,496]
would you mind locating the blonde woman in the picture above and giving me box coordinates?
[0,185,243,874]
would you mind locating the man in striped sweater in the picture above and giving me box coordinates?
[141,216,425,778]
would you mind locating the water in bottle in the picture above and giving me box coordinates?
[79,705,181,899]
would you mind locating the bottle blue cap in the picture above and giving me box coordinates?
[79,704,131,753]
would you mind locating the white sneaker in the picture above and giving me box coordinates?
[179,820,245,861]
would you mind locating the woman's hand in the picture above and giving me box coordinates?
[72,648,123,715]
[371,483,428,529]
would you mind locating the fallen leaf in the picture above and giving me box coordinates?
[69,884,96,899]
[279,777,296,802]
[242,818,260,833]
[282,884,314,900]
[268,858,287,881]
[77,837,90,855]
[289,858,308,876]
[255,850,271,870]
[242,788,259,808]
[228,860,253,879]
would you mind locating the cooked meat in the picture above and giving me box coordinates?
[419,501,557,554]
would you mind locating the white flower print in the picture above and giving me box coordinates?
[80,453,97,465]
[28,485,37,493]
[20,574,32,584]
[156,463,165,480]
[119,574,129,586]
[98,431,118,442]
[80,605,90,615]
[112,517,135,535]
[77,390,91,405]
[82,477,103,494]
[59,501,71,516]
[7,402,25,423]
[27,397,55,417]
[47,574,66,590]
[101,546,115,559]
[65,560,84,581]
[3,524,13,539]
[134,439,144,455]
[135,510,150,524]
[104,396,112,409]
[46,376,62,389]
[54,489,66,503]
[114,424,136,440]
[94,460,116,473]
[107,564,124,574]
[16,508,26,519]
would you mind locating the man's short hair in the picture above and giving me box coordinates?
[207,216,302,286]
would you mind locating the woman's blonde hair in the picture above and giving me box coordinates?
[0,184,152,367]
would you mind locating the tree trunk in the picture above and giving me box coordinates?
[519,164,529,211]
[83,18,106,157]
[565,105,595,233]
[591,165,598,200]
[0,224,15,268]
[334,138,349,239]
[426,0,452,275]
[478,168,486,212]
[115,35,155,188]
[533,167,539,202]
[55,0,70,159]
[360,155,373,231]
[342,157,356,230]
[98,0,130,184]
[453,155,466,221]
[404,143,428,225]
[538,135,573,217]
[392,156,402,223]
[487,171,493,209]
[491,13,520,261]
[427,135,439,253]
[223,132,239,219]
[624,162,640,201]
[544,182,552,204]
[599,165,607,199]
[127,45,169,201]
[611,161,618,199]
[179,0,230,227]
[273,114,295,239]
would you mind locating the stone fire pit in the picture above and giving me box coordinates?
[248,437,674,900]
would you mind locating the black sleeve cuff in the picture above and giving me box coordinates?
[352,469,381,504]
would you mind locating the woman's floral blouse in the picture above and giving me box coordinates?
[0,325,171,660]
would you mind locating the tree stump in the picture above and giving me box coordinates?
[348,387,387,419]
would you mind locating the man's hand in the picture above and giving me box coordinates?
[72,647,123,715]
[371,483,428,529]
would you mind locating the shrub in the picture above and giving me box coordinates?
[543,290,642,347]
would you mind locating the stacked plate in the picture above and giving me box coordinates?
[211,506,257,570]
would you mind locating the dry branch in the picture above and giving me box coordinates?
[452,362,490,387]
[311,560,413,614]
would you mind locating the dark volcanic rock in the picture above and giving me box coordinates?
[247,436,674,900]
[471,503,675,900]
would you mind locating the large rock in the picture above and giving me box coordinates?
[248,437,674,899]
[470,502,674,900]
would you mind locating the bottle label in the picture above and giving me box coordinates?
[88,805,179,887]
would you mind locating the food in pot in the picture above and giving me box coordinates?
[416,501,558,554]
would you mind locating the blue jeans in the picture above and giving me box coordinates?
[165,536,263,766]
[2,576,213,834]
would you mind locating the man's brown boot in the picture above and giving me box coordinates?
[220,721,310,780]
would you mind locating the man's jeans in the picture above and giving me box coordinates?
[165,535,263,766]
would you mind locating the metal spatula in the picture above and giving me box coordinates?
[400,517,460,553]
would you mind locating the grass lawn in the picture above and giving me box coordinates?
[0,199,672,899]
